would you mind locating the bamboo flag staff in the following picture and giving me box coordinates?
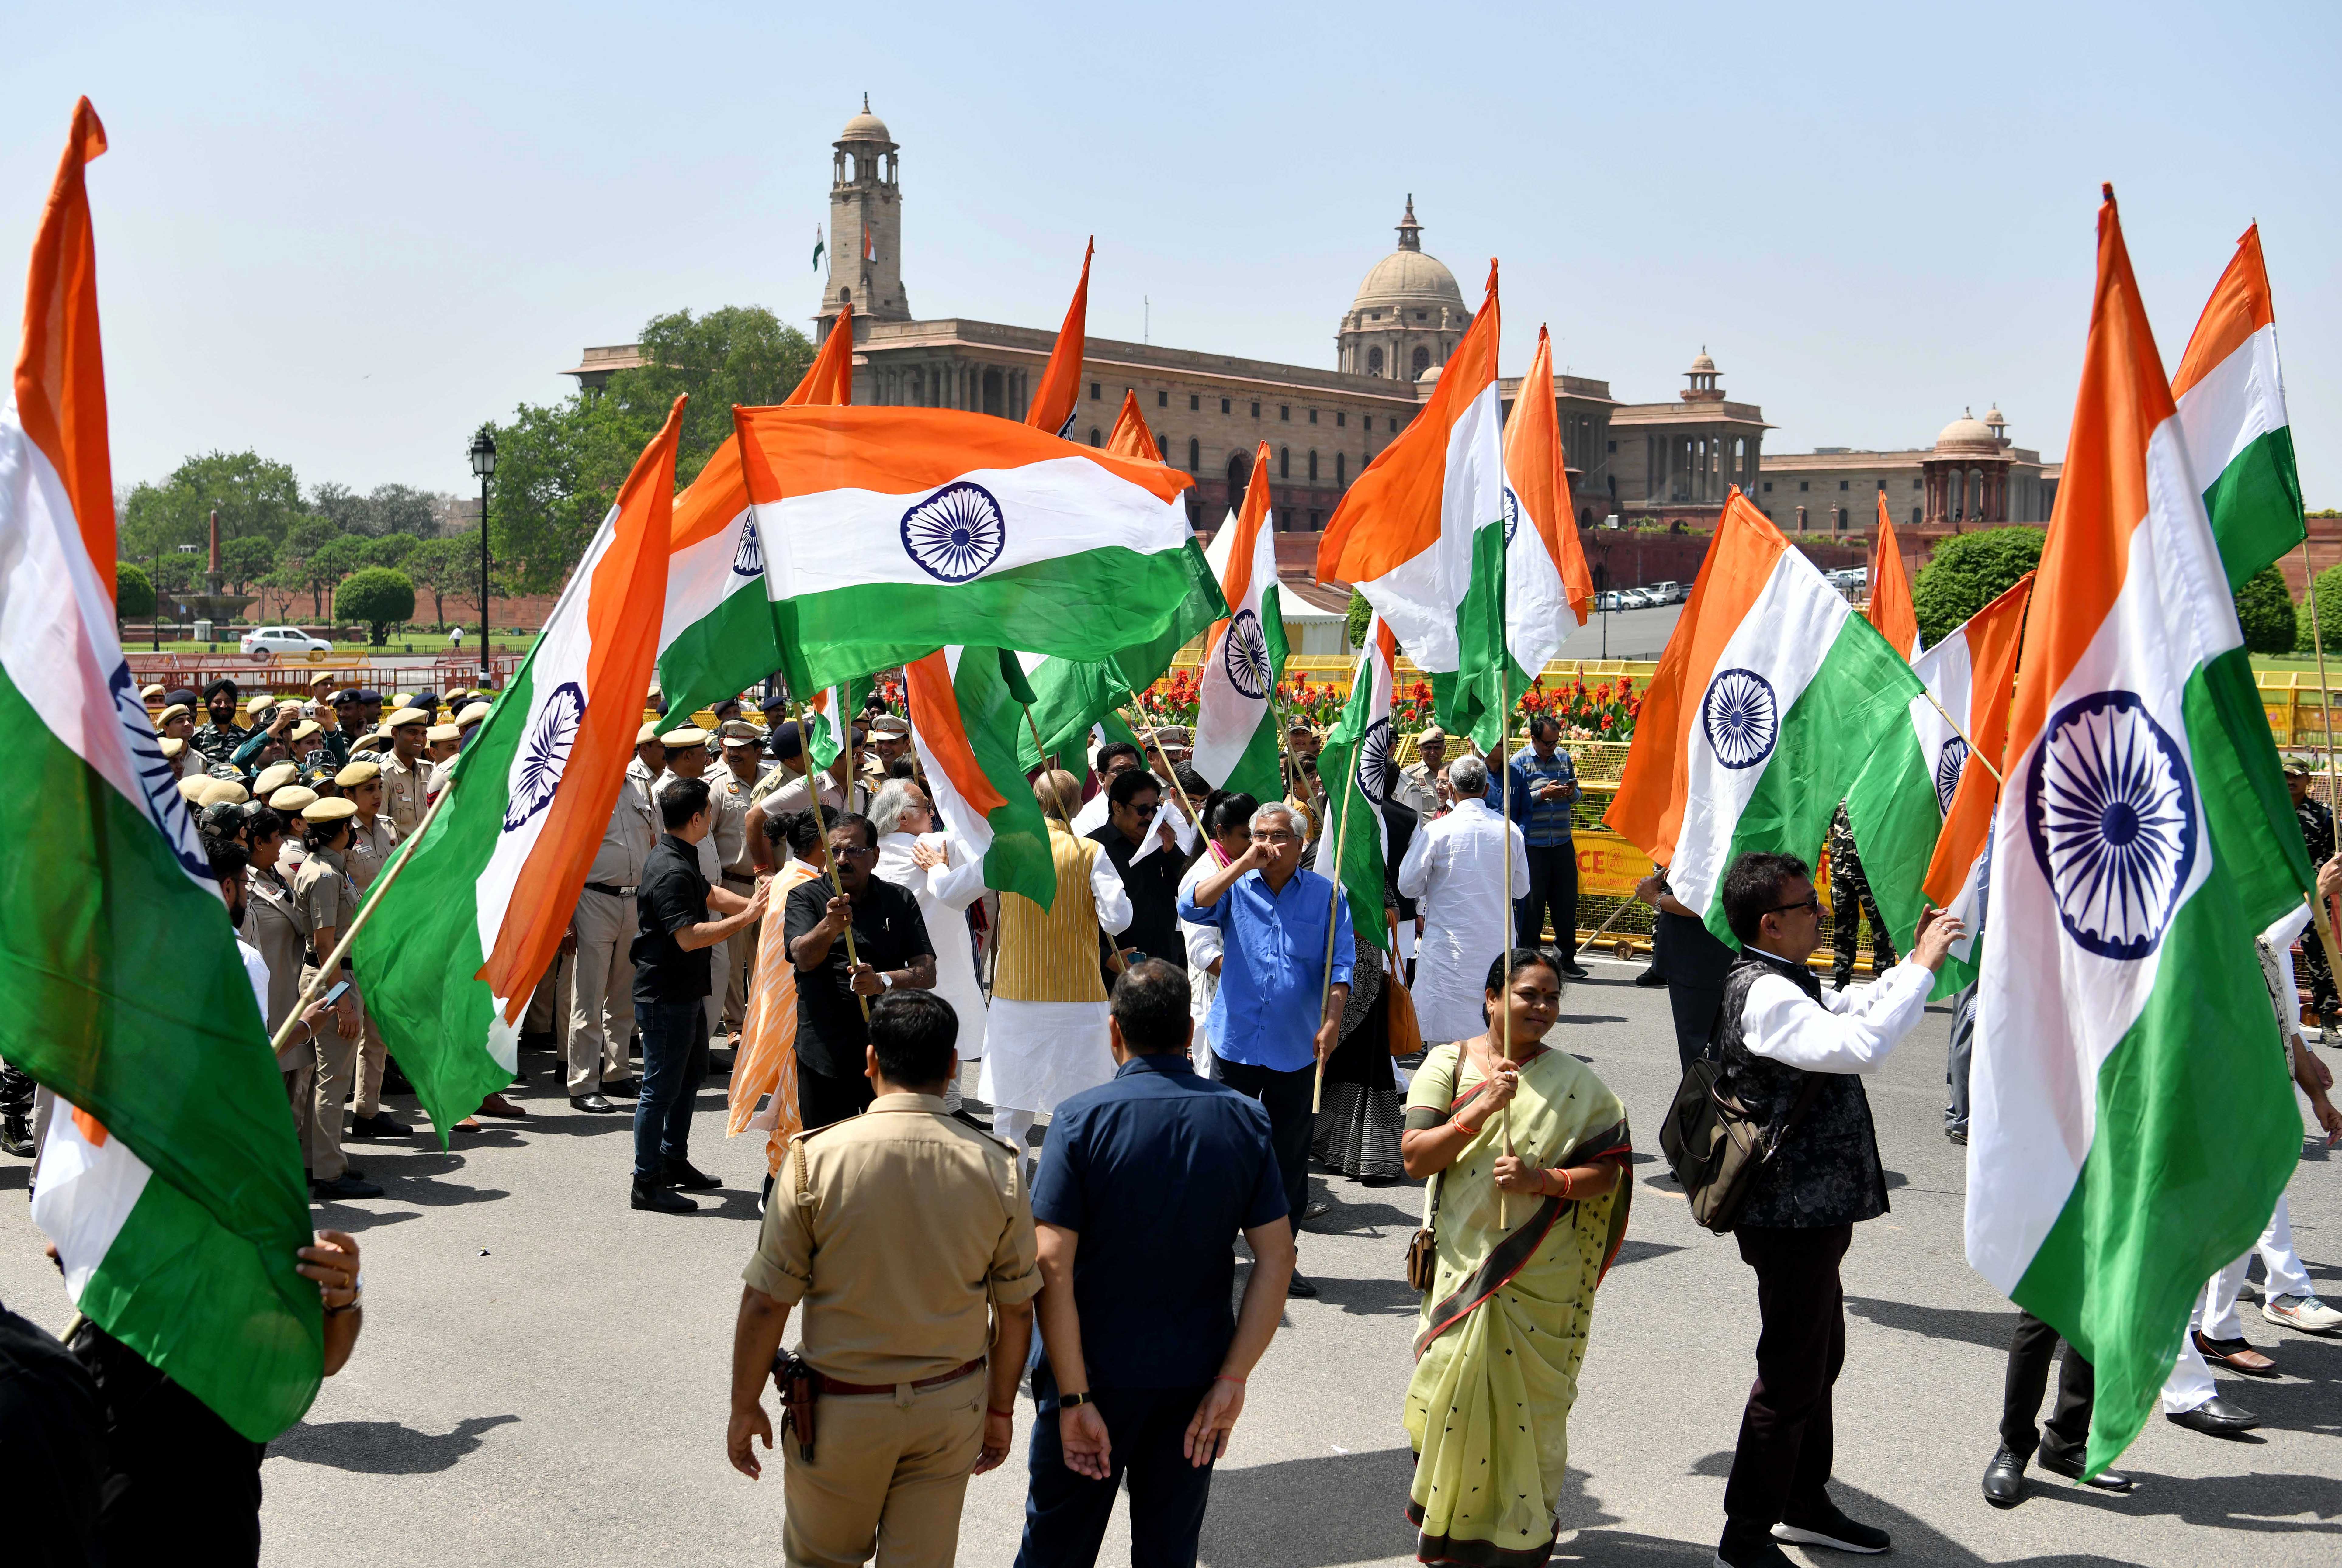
[798,698,871,1022]
[1121,703,1201,830]
[1311,764,1357,1114]
[1497,659,1515,1228]
[2295,541,2342,980]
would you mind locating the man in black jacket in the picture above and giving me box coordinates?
[1710,851,1960,1568]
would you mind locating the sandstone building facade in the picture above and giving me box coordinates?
[1757,406,2059,534]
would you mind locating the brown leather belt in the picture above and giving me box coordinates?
[812,1356,985,1397]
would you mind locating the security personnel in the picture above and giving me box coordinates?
[293,797,381,1200]
[726,990,1038,1567]
[2285,757,2339,1024]
[714,722,768,1039]
[378,706,433,838]
[657,725,732,1041]
[1826,802,1897,992]
[191,677,250,764]
[335,760,407,1141]
[567,725,659,1113]
[1395,725,1450,822]
[320,690,364,769]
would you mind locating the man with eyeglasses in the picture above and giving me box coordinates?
[785,812,940,1131]
[1088,766,1187,977]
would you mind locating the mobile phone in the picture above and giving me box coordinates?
[319,980,352,1007]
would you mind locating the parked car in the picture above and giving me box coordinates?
[1620,589,1655,610]
[1595,590,1625,612]
[240,625,334,660]
[1649,580,1682,604]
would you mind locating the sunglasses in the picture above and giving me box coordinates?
[833,843,879,860]
[1129,801,1158,819]
[1765,893,1822,916]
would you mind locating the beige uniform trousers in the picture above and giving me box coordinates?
[566,888,637,1094]
[721,871,760,1034]
[300,963,362,1180]
[356,1019,388,1117]
[703,933,730,1041]
[525,951,574,1050]
[781,1375,984,1568]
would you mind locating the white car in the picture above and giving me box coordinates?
[1620,589,1656,609]
[240,625,333,660]
[1595,590,1626,612]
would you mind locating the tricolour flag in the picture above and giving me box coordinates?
[734,404,1211,695]
[1867,493,1921,659]
[1914,571,2032,993]
[1025,237,1093,440]
[1500,324,1594,651]
[805,676,875,769]
[7,99,321,1442]
[812,223,825,272]
[2171,223,2304,588]
[1105,389,1162,461]
[1968,189,2311,1472]
[357,400,685,1135]
[1605,491,1925,943]
[1316,261,1504,739]
[654,303,854,721]
[1314,615,1400,942]
[1192,443,1289,805]
[907,648,1055,907]
[863,223,875,263]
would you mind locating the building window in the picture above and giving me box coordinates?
[1337,411,1347,428]
[1280,447,1290,478]
[1839,479,1849,491]
[1910,506,1921,526]
[1090,382,1101,401]
[1607,439,1616,454]
[1190,393,1200,411]
[1415,310,1427,321]
[1089,427,1101,446]
[1279,405,1290,421]
[1411,347,1432,376]
[1914,477,1924,490]
[1221,398,1231,415]
[1309,408,1319,424]
[1157,389,1168,408]
[1799,481,1810,492]
[1337,452,1347,485]
[1762,481,1773,493]
[1363,416,1372,432]
[1308,450,1319,480]
[1367,347,1384,376]
[1187,437,1200,471]
[1309,510,1321,528]
[1250,401,1261,418]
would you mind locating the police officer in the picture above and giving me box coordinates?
[294,797,382,1200]
[568,726,658,1113]
[2285,757,2339,1025]
[714,722,769,1039]
[378,706,434,839]
[727,989,1038,1566]
[336,761,408,1141]
[1394,725,1449,823]
[1826,802,1897,991]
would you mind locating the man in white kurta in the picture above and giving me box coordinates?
[1396,756,1529,1045]
[871,780,992,1065]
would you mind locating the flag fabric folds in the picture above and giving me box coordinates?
[2171,223,2304,589]
[1105,389,1162,461]
[357,400,685,1137]
[1191,444,1289,805]
[1967,190,2310,1473]
[6,99,323,1443]
[1314,616,1401,943]
[1914,572,2033,994]
[812,224,824,272]
[1867,494,1921,660]
[1501,324,1593,643]
[1025,238,1093,440]
[804,676,875,769]
[1605,491,1925,944]
[907,648,1056,908]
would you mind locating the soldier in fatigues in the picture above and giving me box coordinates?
[2285,758,2340,1025]
[727,990,1037,1568]
[1827,802,1897,992]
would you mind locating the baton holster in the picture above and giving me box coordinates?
[774,1349,818,1462]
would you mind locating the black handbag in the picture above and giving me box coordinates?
[1658,1055,1822,1235]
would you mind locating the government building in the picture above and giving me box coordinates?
[1757,406,2060,534]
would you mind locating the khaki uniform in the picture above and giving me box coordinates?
[293,846,363,1179]
[1395,759,1447,822]
[757,768,872,819]
[341,815,401,1117]
[711,764,762,1033]
[746,1094,1040,1568]
[379,750,430,839]
[245,866,308,1039]
[569,765,657,1094]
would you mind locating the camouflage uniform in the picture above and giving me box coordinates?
[1828,803,1896,991]
[2297,794,2338,1020]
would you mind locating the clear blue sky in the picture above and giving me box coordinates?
[5,2,2338,507]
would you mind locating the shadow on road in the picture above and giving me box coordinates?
[1844,1295,2018,1352]
[271,1412,519,1474]
[1198,1445,1417,1566]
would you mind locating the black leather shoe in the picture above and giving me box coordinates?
[1773,1501,1889,1554]
[662,1158,722,1192]
[2167,1397,2262,1437]
[1285,1271,1319,1300]
[601,1077,642,1098]
[1982,1443,2028,1508]
[631,1179,696,1214]
[569,1093,616,1114]
[311,1173,384,1201]
[2036,1448,2133,1491]
[1,1116,33,1158]
[1632,964,1666,988]
[1559,961,1589,980]
[348,1112,407,1140]
[1714,1528,1795,1568]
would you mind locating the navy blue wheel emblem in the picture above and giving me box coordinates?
[504,681,585,833]
[730,516,764,578]
[901,481,1006,583]
[2023,689,2197,962]
[107,660,210,881]
[1702,667,1778,770]
[1357,717,1397,804]
[1501,484,1521,548]
[1223,608,1272,700]
[1935,734,1970,814]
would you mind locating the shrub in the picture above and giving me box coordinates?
[2300,564,2342,655]
[337,566,417,647]
[1345,588,1371,651]
[1912,527,2044,647]
[114,561,155,618]
[2232,566,2297,655]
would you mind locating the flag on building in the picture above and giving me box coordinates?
[2171,223,2304,588]
[1025,237,1093,440]
[1968,189,2312,1473]
[1105,389,1162,461]
[804,676,875,769]
[1314,615,1401,942]
[812,223,824,272]
[1605,490,1926,941]
[906,648,1056,907]
[1316,261,1504,739]
[1915,571,2033,993]
[1868,493,1921,659]
[863,223,875,263]
[733,403,1211,695]
[357,400,685,1135]
[654,303,854,721]
[1191,444,1289,804]
[5,99,322,1443]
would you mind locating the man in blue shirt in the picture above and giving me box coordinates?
[1020,961,1296,1568]
[1491,715,1585,977]
[1176,800,1350,1299]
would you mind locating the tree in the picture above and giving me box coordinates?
[114,561,154,618]
[337,567,416,646]
[1346,588,1372,651]
[2232,566,2298,655]
[118,450,304,559]
[363,532,418,568]
[482,393,659,593]
[222,534,276,594]
[606,305,817,483]
[1911,527,2045,648]
[404,534,471,628]
[312,537,364,619]
[2300,565,2342,654]
[314,480,444,537]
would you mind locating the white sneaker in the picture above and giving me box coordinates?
[2264,1294,2342,1334]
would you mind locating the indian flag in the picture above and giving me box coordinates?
[655,303,855,721]
[1106,389,1161,460]
[1913,571,2032,993]
[1968,189,2311,1473]
[906,647,1055,907]
[1498,324,1592,664]
[734,404,1211,695]
[1192,444,1288,804]
[1314,615,1400,942]
[1317,261,1504,738]
[356,400,684,1135]
[2171,223,2303,588]
[804,676,874,769]
[6,99,321,1442]
[1867,493,1921,659]
[1605,491,1925,943]
[1024,238,1092,440]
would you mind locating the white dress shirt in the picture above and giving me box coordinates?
[1737,950,1934,1073]
[1395,796,1530,1044]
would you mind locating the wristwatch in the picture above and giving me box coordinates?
[1058,1390,1092,1408]
[879,972,895,991]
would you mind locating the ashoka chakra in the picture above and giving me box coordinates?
[730,517,764,578]
[1357,717,1397,804]
[901,481,1006,583]
[1702,667,1779,770]
[504,680,585,833]
[1223,608,1273,700]
[2023,689,2197,962]
[1502,484,1522,548]
[1935,734,1970,814]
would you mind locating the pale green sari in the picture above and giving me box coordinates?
[1400,1041,1631,1566]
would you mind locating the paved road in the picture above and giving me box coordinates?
[3,960,2336,1566]
[1553,604,1686,663]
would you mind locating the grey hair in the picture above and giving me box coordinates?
[1447,755,1489,797]
[1249,801,1299,835]
[868,778,928,839]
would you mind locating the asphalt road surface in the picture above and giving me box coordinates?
[3,959,2337,1566]
[1554,603,1687,663]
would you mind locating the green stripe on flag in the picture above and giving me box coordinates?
[1438,522,1511,749]
[1841,720,1949,990]
[2190,644,2313,926]
[2204,425,2306,591]
[659,584,781,723]
[951,649,1057,908]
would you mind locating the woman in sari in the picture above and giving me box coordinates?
[728,806,830,1212]
[1399,949,1632,1566]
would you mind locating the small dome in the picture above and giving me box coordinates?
[1417,363,1443,384]
[1690,350,1717,373]
[1936,408,1996,451]
[840,94,891,144]
[1983,405,2007,427]
[1351,248,1466,314]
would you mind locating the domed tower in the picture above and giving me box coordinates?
[819,96,910,343]
[1337,196,1469,379]
[1680,348,1724,402]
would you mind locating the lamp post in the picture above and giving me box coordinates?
[469,425,496,689]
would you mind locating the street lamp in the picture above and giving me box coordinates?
[469,425,496,688]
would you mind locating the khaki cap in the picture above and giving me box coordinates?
[159,737,187,759]
[637,721,663,745]
[658,725,709,748]
[289,719,323,742]
[268,785,318,812]
[720,720,765,746]
[1416,725,1447,746]
[335,760,382,787]
[427,723,460,743]
[157,703,191,725]
[198,778,250,806]
[866,715,909,736]
[456,702,491,729]
[252,762,302,796]
[175,775,209,802]
[387,706,431,729]
[2284,754,2315,776]
[391,692,415,707]
[140,683,167,702]
[308,671,334,687]
[301,796,359,824]
[352,732,389,753]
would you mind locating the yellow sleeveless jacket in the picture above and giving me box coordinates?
[993,822,1106,1004]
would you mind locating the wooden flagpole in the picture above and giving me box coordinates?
[1312,759,1356,1114]
[798,699,870,1021]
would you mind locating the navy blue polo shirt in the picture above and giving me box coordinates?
[1030,1053,1288,1392]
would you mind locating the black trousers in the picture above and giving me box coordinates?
[797,1061,876,1132]
[1515,843,1579,961]
[1213,1052,1312,1235]
[2001,1310,2092,1466]
[1668,982,1725,1075]
[1015,1385,1216,1568]
[1724,1224,1851,1537]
